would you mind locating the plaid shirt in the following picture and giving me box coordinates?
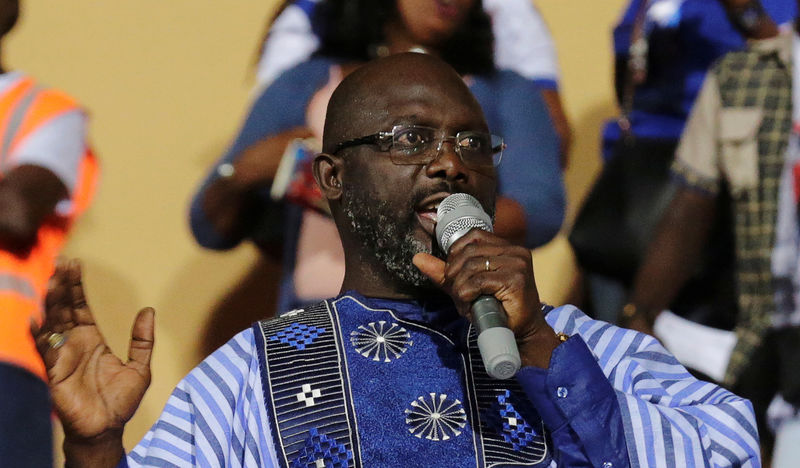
[672,32,793,385]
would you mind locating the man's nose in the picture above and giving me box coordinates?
[425,139,468,182]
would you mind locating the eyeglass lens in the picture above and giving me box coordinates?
[388,126,502,167]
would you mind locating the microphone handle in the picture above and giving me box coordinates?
[471,295,521,379]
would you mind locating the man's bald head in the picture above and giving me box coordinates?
[313,52,498,294]
[322,53,487,154]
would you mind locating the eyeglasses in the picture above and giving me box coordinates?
[332,125,505,169]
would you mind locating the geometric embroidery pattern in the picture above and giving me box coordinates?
[295,383,322,408]
[270,322,325,350]
[466,322,549,465]
[350,321,412,362]
[484,390,539,451]
[289,427,352,468]
[405,393,467,441]
[258,302,362,466]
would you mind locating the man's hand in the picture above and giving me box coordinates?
[31,260,154,468]
[413,230,560,368]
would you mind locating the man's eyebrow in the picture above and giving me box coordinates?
[390,114,422,124]
[388,114,439,128]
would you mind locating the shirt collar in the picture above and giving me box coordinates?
[747,29,793,66]
[339,289,458,324]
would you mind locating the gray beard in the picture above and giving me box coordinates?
[342,190,434,290]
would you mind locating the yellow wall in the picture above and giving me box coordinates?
[531,0,628,302]
[5,0,626,454]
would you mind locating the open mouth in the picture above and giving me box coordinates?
[414,192,450,237]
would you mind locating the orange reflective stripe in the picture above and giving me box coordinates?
[0,272,37,299]
[2,85,98,216]
[0,77,35,166]
[8,88,79,158]
[1,86,40,165]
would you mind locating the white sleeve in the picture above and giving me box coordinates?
[9,109,87,193]
[483,0,560,86]
[255,3,321,89]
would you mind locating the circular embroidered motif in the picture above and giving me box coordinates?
[405,393,467,441]
[350,321,412,362]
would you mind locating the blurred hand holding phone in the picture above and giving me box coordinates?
[270,137,330,215]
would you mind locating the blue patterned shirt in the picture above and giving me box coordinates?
[120,302,759,467]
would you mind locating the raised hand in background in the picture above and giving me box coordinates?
[31,260,154,468]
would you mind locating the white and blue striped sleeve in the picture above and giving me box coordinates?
[547,305,760,468]
[124,328,279,468]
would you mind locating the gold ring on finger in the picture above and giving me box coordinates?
[47,332,66,350]
[485,258,491,272]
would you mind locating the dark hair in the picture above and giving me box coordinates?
[261,0,495,76]
[0,0,19,39]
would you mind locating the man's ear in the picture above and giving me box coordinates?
[313,152,343,200]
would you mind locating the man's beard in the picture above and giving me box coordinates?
[341,189,437,290]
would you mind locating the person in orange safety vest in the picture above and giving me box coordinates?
[0,2,98,466]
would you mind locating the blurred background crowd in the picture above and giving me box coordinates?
[2,0,799,466]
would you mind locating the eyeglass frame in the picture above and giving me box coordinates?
[331,124,505,169]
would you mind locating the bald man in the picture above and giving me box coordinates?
[38,54,758,467]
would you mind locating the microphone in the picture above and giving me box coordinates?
[435,193,521,379]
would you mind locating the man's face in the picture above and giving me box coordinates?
[337,71,497,290]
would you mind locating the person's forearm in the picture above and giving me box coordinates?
[0,165,67,252]
[493,175,565,249]
[629,187,716,322]
[200,163,268,242]
[0,187,39,248]
[63,431,125,468]
[198,128,314,243]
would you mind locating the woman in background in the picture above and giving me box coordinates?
[189,0,564,322]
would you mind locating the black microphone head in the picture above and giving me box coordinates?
[435,193,493,254]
